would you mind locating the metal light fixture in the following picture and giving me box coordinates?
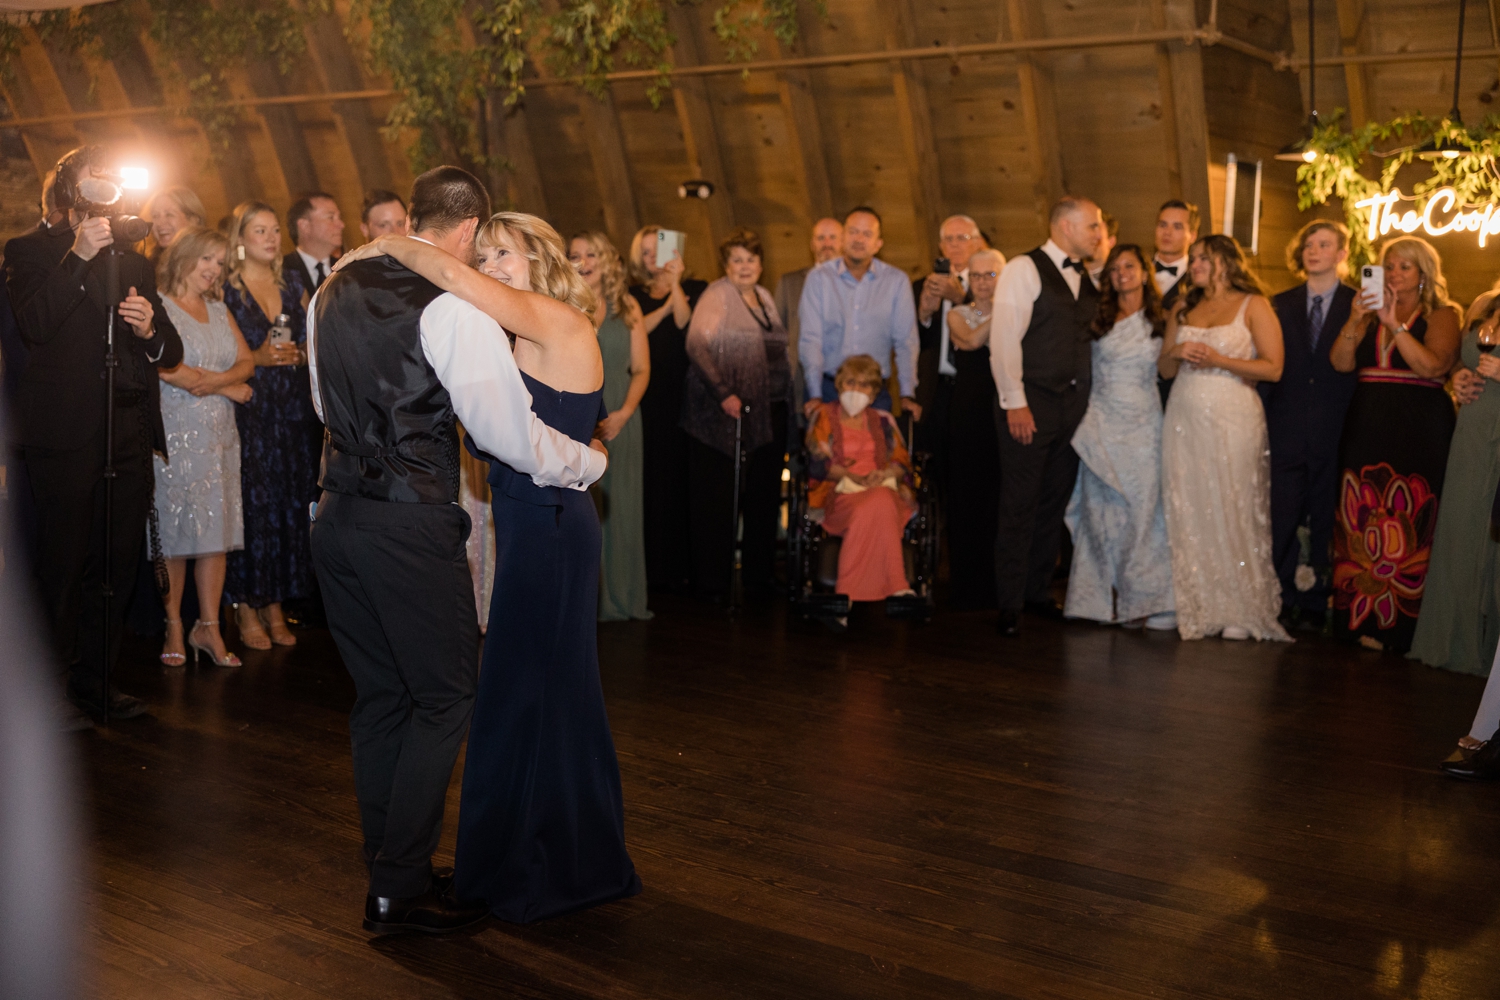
[1417,0,1470,160]
[678,179,714,199]
[1275,0,1320,162]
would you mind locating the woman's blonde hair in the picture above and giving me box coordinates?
[477,212,594,316]
[144,186,206,231]
[157,227,228,301]
[569,229,633,321]
[1380,235,1457,321]
[834,354,884,391]
[627,223,667,285]
[225,201,284,293]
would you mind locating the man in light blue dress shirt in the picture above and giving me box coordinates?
[796,207,922,418]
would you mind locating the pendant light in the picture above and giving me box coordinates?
[1276,0,1321,162]
[1418,0,1469,160]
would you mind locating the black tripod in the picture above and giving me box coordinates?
[98,242,122,724]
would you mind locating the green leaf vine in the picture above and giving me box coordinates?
[1295,110,1500,267]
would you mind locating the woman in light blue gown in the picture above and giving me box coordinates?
[1064,244,1176,628]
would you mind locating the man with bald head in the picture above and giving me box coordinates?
[989,196,1104,636]
[775,217,843,419]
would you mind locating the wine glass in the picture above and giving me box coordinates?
[1479,314,1500,355]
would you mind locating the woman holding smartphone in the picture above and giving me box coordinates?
[1329,236,1461,653]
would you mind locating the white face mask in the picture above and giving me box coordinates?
[839,390,871,417]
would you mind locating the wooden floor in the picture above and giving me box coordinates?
[81,595,1500,999]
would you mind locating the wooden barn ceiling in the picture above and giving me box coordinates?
[1,0,1497,301]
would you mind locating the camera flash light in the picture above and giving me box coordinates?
[120,167,150,190]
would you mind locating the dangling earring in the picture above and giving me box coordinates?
[237,244,246,261]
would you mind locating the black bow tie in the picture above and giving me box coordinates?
[1155,261,1179,276]
[1062,258,1085,272]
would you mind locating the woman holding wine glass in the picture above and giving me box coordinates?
[1411,288,1500,682]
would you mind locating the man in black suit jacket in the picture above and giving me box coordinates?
[4,146,183,723]
[914,215,991,477]
[284,190,345,293]
[1262,221,1356,629]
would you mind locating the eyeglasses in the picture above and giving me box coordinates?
[940,233,977,244]
[973,270,999,279]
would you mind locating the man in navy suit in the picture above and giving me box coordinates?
[1262,221,1357,631]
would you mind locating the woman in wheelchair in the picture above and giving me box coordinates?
[805,355,918,601]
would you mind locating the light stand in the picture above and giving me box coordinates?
[99,240,121,724]
[1275,0,1319,162]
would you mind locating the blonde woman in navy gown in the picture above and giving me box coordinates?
[339,215,640,922]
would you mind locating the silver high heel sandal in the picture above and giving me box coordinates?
[161,618,186,667]
[188,620,242,667]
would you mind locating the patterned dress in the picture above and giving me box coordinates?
[221,271,322,608]
[153,298,244,558]
[1334,313,1457,652]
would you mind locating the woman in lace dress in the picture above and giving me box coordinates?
[1158,235,1290,641]
[1065,244,1175,628]
[153,228,255,666]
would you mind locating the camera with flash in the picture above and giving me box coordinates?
[54,146,152,244]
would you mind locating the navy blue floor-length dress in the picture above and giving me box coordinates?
[454,370,641,923]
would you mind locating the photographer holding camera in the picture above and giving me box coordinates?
[4,145,183,727]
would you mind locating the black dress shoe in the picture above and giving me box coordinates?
[431,866,454,895]
[1442,738,1500,780]
[364,888,488,935]
[1023,599,1065,621]
[70,686,149,720]
[996,610,1021,637]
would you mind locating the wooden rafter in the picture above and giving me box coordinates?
[1332,0,1370,128]
[666,4,735,247]
[482,91,549,217]
[1006,0,1065,236]
[768,31,834,224]
[579,90,641,247]
[884,0,942,265]
[1152,0,1211,229]
[304,10,396,193]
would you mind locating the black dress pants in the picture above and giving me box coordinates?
[686,401,787,595]
[310,491,477,899]
[993,384,1089,611]
[23,409,151,698]
[1270,442,1340,613]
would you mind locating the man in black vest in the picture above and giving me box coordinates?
[4,145,183,725]
[307,166,606,933]
[1263,221,1356,630]
[989,196,1103,636]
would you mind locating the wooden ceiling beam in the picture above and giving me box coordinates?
[1153,0,1211,230]
[885,0,942,266]
[768,32,834,224]
[579,90,641,249]
[1332,0,1370,128]
[1006,0,1065,237]
[303,9,396,194]
[667,3,735,248]
[482,90,549,217]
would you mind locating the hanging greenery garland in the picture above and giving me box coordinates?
[1294,110,1500,267]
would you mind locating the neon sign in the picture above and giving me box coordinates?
[1355,187,1500,247]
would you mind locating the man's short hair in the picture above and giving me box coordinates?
[1049,196,1096,227]
[845,205,883,230]
[1100,210,1119,239]
[361,189,406,224]
[288,191,336,240]
[1285,219,1351,278]
[408,166,491,236]
[1157,198,1201,234]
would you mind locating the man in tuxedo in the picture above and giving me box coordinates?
[4,145,183,725]
[989,197,1103,636]
[1152,199,1198,309]
[774,217,842,422]
[308,165,606,934]
[1263,221,1356,631]
[285,191,345,292]
[359,189,408,240]
[914,215,997,459]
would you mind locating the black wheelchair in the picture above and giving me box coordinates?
[784,411,938,623]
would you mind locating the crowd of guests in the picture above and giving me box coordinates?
[12,148,1500,776]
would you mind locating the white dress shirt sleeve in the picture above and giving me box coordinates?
[419,293,605,490]
[988,254,1041,411]
[307,288,324,422]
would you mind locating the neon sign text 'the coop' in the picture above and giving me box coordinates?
[1355,188,1500,247]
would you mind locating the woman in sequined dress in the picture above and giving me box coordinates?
[153,228,255,667]
[222,201,322,649]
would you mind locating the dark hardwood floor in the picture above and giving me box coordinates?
[80,596,1500,999]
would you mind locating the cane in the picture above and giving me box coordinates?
[99,243,121,724]
[728,403,746,614]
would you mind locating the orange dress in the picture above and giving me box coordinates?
[809,405,916,601]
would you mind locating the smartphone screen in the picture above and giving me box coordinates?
[1361,265,1385,311]
[933,257,951,275]
[656,229,686,268]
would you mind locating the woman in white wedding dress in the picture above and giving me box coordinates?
[1158,235,1291,642]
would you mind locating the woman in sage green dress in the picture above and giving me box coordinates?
[570,231,653,621]
[1410,293,1500,678]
